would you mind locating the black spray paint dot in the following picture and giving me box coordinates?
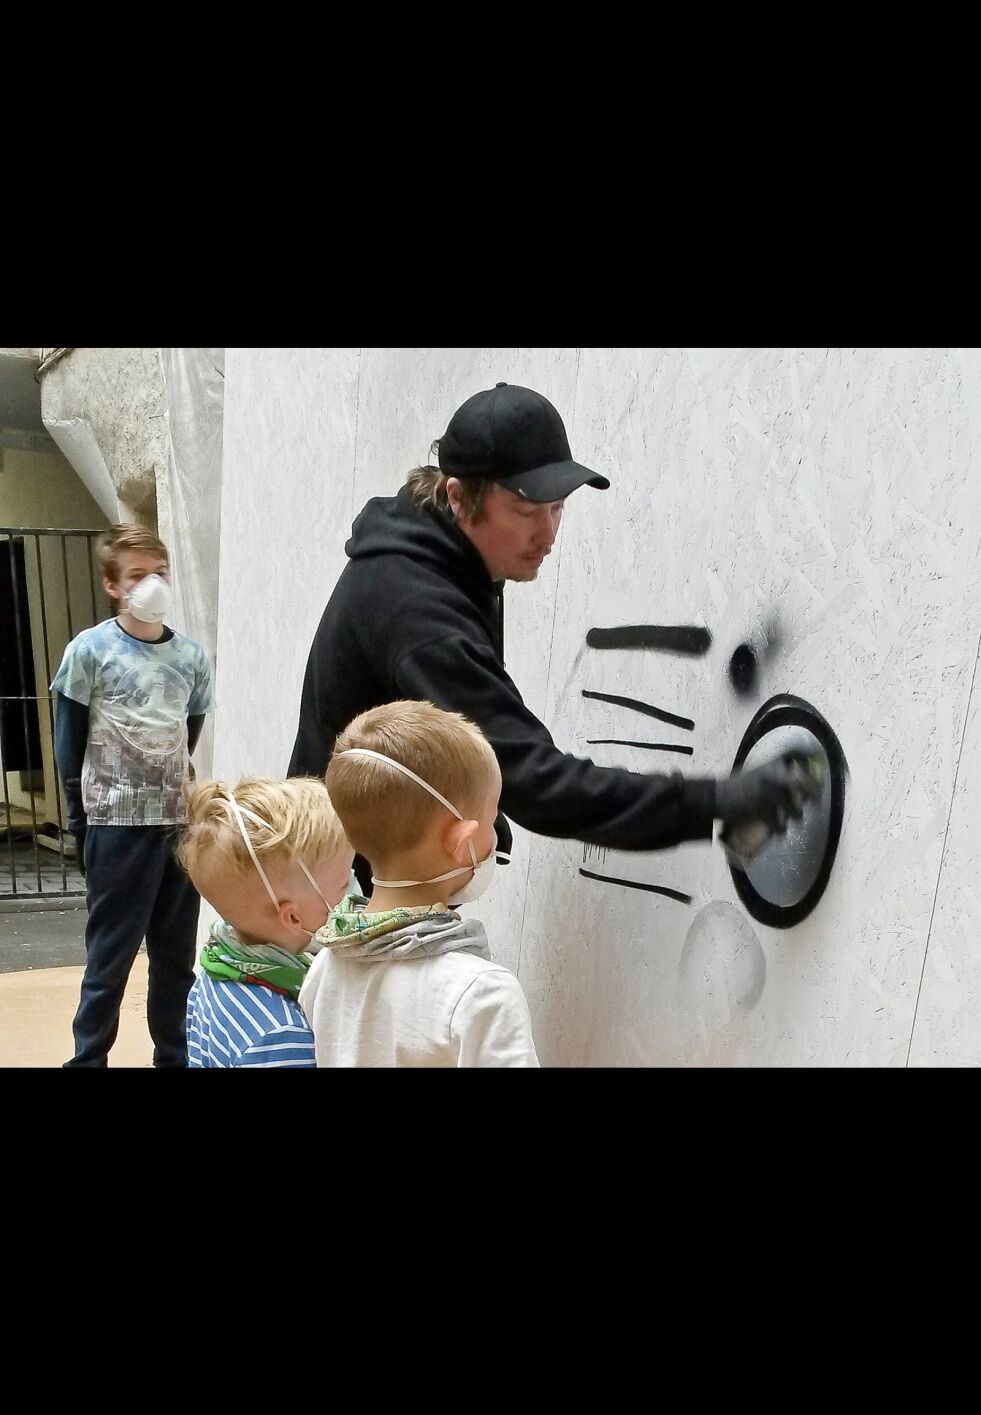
[728,643,757,696]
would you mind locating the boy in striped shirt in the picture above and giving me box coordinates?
[178,777,353,1068]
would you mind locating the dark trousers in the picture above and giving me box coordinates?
[65,826,200,1068]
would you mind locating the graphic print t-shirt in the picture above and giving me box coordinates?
[50,618,214,825]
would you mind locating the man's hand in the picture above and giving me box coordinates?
[714,751,821,834]
[73,826,87,880]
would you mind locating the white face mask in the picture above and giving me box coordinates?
[123,573,173,624]
[226,795,333,939]
[336,748,509,906]
[443,830,500,905]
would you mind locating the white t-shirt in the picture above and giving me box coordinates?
[299,948,540,1068]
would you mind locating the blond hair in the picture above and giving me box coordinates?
[178,776,349,888]
[97,523,169,582]
[405,442,492,520]
[326,700,498,863]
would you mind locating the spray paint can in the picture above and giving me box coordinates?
[720,754,824,865]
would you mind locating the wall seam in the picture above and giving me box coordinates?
[905,625,981,1065]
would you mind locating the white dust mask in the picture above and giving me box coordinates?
[336,748,509,906]
[444,829,500,906]
[226,795,333,938]
[124,573,173,624]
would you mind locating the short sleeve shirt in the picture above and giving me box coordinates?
[50,617,214,825]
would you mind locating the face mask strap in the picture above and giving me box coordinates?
[297,860,332,908]
[337,749,464,821]
[338,749,507,888]
[340,747,482,873]
[229,800,334,926]
[370,863,472,888]
[227,796,280,911]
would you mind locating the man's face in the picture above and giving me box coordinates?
[448,481,565,583]
[105,550,169,604]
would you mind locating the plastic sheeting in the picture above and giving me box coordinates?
[160,348,224,781]
[42,418,118,520]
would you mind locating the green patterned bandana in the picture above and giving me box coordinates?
[199,921,312,1000]
[311,894,490,962]
[321,894,449,945]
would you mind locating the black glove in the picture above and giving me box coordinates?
[73,825,87,879]
[714,751,821,834]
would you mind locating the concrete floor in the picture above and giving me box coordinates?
[0,906,87,973]
[0,907,153,1067]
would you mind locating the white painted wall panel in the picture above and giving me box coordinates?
[213,348,981,1065]
[907,636,981,1066]
[212,348,361,782]
[522,347,980,1066]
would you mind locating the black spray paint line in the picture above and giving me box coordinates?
[587,739,694,755]
[582,689,694,732]
[579,867,693,906]
[586,625,712,655]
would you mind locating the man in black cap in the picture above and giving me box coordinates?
[289,383,815,873]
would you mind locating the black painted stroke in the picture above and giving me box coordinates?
[587,739,694,755]
[579,867,692,906]
[587,625,712,655]
[582,689,694,732]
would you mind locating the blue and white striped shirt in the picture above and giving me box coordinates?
[187,972,316,1068]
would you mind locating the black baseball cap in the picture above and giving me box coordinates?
[438,382,610,502]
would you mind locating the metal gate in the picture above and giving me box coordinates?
[0,527,106,899]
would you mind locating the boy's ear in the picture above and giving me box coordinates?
[443,816,479,865]
[103,576,121,602]
[278,901,308,938]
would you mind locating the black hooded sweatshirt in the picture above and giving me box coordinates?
[288,486,716,854]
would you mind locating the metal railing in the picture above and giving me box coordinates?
[0,527,106,899]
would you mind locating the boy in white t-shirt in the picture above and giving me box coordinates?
[300,699,539,1068]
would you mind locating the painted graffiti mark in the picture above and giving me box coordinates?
[586,739,694,755]
[586,625,712,655]
[727,617,782,699]
[582,689,694,732]
[728,643,758,696]
[579,867,693,906]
